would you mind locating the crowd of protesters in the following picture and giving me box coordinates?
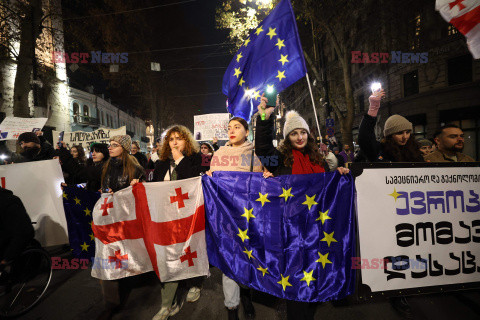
[0,88,477,320]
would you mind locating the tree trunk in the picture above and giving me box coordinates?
[13,0,42,118]
[339,51,355,148]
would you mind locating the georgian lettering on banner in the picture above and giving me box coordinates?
[356,166,480,292]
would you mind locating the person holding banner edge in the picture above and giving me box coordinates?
[358,87,424,318]
[206,117,265,320]
[148,125,206,320]
[254,93,349,320]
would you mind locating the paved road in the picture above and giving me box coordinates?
[21,264,480,320]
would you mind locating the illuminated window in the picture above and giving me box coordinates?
[408,15,421,50]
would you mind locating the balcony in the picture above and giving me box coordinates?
[73,115,100,127]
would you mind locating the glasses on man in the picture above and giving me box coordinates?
[108,143,121,149]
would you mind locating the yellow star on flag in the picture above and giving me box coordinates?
[276,70,286,82]
[88,221,92,227]
[256,192,270,207]
[300,270,316,286]
[80,242,90,252]
[241,207,256,222]
[277,274,292,291]
[388,188,402,202]
[275,38,285,50]
[243,38,251,47]
[321,231,338,247]
[278,54,289,66]
[233,68,242,78]
[238,77,245,86]
[266,27,277,39]
[62,192,68,199]
[316,210,332,225]
[316,251,332,268]
[243,247,254,259]
[302,194,318,210]
[257,265,269,276]
[236,52,243,62]
[255,26,264,35]
[253,90,261,101]
[84,208,91,216]
[89,233,95,241]
[74,196,81,205]
[279,187,294,202]
[237,228,250,242]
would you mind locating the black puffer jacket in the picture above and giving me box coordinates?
[0,188,35,262]
[101,157,146,192]
[153,153,205,182]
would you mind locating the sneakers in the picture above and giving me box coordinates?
[186,286,201,303]
[152,301,181,320]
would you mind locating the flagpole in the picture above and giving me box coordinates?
[305,73,322,143]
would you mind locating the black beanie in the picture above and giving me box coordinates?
[18,132,40,145]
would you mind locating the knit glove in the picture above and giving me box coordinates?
[367,91,384,117]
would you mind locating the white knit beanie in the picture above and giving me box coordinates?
[383,115,412,137]
[283,111,309,138]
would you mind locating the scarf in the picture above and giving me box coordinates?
[292,149,325,175]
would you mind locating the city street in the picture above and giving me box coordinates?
[23,254,480,320]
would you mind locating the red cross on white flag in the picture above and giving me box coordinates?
[436,0,480,58]
[91,177,209,281]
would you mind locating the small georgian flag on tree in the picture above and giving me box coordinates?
[91,177,209,281]
[436,0,480,59]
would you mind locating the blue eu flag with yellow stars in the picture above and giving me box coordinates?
[222,0,307,121]
[62,186,100,260]
[203,172,355,302]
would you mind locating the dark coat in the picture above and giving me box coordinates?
[101,157,146,192]
[153,153,205,182]
[0,188,35,262]
[132,152,148,169]
[255,116,289,176]
[358,114,424,162]
[58,148,105,191]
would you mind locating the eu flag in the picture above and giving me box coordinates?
[62,186,100,260]
[222,0,307,121]
[203,172,355,302]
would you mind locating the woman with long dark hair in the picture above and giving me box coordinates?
[150,125,206,320]
[358,89,424,163]
[101,135,145,192]
[255,95,349,320]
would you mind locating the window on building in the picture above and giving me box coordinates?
[403,70,419,97]
[448,55,472,86]
[406,114,426,138]
[408,14,421,50]
[83,105,89,118]
[73,103,80,122]
[101,111,104,125]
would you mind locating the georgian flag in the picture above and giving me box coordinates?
[91,177,209,281]
[436,0,480,58]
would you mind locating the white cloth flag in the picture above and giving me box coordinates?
[91,177,209,281]
[436,0,480,58]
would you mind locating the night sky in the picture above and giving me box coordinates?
[63,0,235,122]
